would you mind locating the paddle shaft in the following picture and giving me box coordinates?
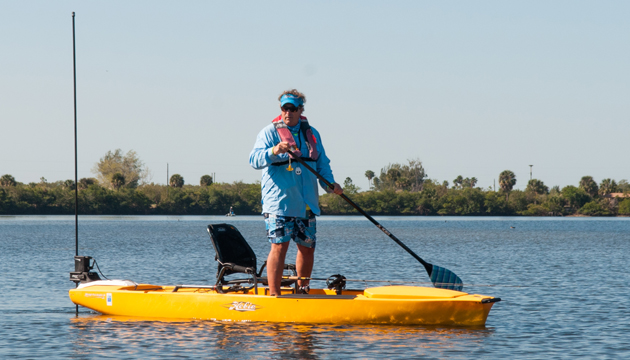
[286,150,432,275]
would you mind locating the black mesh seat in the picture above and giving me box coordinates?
[207,224,296,294]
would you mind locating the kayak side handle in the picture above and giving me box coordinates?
[172,285,218,293]
[481,298,502,304]
[277,294,357,299]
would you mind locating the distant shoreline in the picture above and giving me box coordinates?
[1,180,628,217]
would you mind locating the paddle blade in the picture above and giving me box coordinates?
[430,265,463,291]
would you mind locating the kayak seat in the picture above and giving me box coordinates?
[207,224,296,294]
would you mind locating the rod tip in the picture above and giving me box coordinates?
[72,12,75,16]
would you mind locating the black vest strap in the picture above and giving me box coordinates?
[271,157,316,166]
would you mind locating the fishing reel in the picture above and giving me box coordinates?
[326,274,346,295]
[70,256,102,285]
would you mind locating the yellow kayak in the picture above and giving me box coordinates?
[69,280,499,326]
[69,224,500,325]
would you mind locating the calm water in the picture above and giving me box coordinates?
[1,216,629,359]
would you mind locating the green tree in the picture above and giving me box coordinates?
[0,174,17,187]
[170,174,184,188]
[111,173,125,191]
[396,177,411,190]
[364,170,375,189]
[63,179,76,190]
[200,175,213,186]
[453,175,463,189]
[92,149,150,189]
[543,195,565,216]
[579,176,599,198]
[407,159,426,191]
[499,170,517,202]
[454,176,477,189]
[520,203,549,216]
[372,177,381,188]
[78,177,98,190]
[618,199,630,215]
[343,177,360,195]
[373,159,426,192]
[462,177,477,188]
[617,180,630,193]
[578,201,610,216]
[527,179,549,195]
[484,191,509,215]
[561,185,590,210]
[599,178,618,196]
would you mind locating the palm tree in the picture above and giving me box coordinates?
[111,173,125,190]
[0,174,16,187]
[527,179,548,204]
[453,175,464,189]
[200,175,213,186]
[599,178,617,196]
[364,170,375,189]
[579,176,598,198]
[527,179,549,195]
[499,170,517,202]
[170,174,184,188]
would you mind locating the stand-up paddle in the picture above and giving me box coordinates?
[287,150,463,291]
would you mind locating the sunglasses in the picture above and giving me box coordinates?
[281,105,299,113]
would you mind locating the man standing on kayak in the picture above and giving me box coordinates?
[249,89,343,296]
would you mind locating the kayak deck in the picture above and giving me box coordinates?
[69,281,499,326]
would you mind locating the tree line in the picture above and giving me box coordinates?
[1,150,629,216]
[0,175,260,215]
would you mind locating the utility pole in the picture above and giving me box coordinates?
[167,163,169,198]
[494,179,496,192]
[529,165,533,180]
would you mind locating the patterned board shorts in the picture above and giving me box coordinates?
[264,212,317,249]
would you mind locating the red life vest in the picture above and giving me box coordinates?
[272,115,319,161]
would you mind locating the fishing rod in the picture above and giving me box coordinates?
[286,150,463,291]
[72,11,78,315]
[69,12,103,312]
[72,12,79,258]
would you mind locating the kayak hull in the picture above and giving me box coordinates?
[69,282,499,326]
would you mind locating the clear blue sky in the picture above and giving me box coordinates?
[1,1,628,190]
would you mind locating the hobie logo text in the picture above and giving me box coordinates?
[226,302,259,312]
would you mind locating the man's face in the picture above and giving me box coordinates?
[281,104,303,126]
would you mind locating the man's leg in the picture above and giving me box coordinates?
[295,213,316,289]
[267,242,289,296]
[296,244,314,288]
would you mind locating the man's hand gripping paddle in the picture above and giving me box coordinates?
[287,150,463,291]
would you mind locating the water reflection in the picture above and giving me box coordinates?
[69,314,494,359]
